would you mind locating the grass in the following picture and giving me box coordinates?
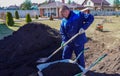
[35,19,61,30]
[86,16,120,33]
[0,16,120,40]
[0,23,14,39]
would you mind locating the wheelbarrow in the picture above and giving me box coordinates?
[37,52,107,76]
[37,47,89,76]
[36,28,85,63]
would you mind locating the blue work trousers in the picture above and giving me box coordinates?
[62,44,85,68]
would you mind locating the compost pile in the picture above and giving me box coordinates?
[0,22,62,76]
[41,62,82,76]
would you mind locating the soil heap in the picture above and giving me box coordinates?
[0,22,62,76]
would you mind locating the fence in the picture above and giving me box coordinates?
[0,10,120,18]
[90,10,120,16]
[0,10,40,18]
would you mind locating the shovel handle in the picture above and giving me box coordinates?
[48,30,85,60]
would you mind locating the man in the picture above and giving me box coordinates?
[59,5,94,68]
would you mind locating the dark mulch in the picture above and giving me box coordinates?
[0,22,62,76]
[41,62,82,76]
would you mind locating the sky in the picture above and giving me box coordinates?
[0,0,114,7]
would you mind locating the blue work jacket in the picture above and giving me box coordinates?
[60,11,94,46]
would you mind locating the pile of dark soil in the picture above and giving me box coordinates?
[0,22,62,76]
[41,62,82,76]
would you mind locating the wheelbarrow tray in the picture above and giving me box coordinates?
[37,59,82,71]
[37,54,107,76]
[37,59,83,76]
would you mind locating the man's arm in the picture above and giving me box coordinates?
[60,22,69,42]
[80,12,94,30]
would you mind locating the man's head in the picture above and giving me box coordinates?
[59,5,70,18]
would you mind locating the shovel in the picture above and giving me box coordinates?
[37,47,89,76]
[36,28,85,63]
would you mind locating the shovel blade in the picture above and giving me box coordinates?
[38,71,43,76]
[37,57,48,63]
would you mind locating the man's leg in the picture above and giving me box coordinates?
[74,45,85,68]
[62,45,73,59]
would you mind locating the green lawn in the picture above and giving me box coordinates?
[0,24,14,39]
[0,16,120,40]
[35,19,61,30]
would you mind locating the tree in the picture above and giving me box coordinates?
[41,0,48,4]
[113,0,120,10]
[68,0,71,4]
[15,11,19,19]
[26,13,32,23]
[6,12,14,26]
[20,0,32,10]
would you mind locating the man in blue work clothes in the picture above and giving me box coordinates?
[59,5,94,68]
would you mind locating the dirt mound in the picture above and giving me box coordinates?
[41,62,82,76]
[0,22,62,76]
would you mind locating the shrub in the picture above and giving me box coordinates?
[49,15,53,20]
[6,12,14,26]
[35,15,38,19]
[26,13,32,23]
[15,11,19,19]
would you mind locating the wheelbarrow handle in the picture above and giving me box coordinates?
[75,54,107,76]
[73,47,89,63]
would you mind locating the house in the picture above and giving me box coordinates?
[82,0,113,11]
[7,5,20,10]
[39,0,84,18]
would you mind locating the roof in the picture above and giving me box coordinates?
[39,1,84,8]
[70,2,84,8]
[7,5,19,10]
[91,0,110,5]
[82,0,110,5]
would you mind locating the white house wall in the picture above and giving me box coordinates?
[43,8,57,17]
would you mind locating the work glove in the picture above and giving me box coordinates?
[61,41,64,47]
[79,28,85,34]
